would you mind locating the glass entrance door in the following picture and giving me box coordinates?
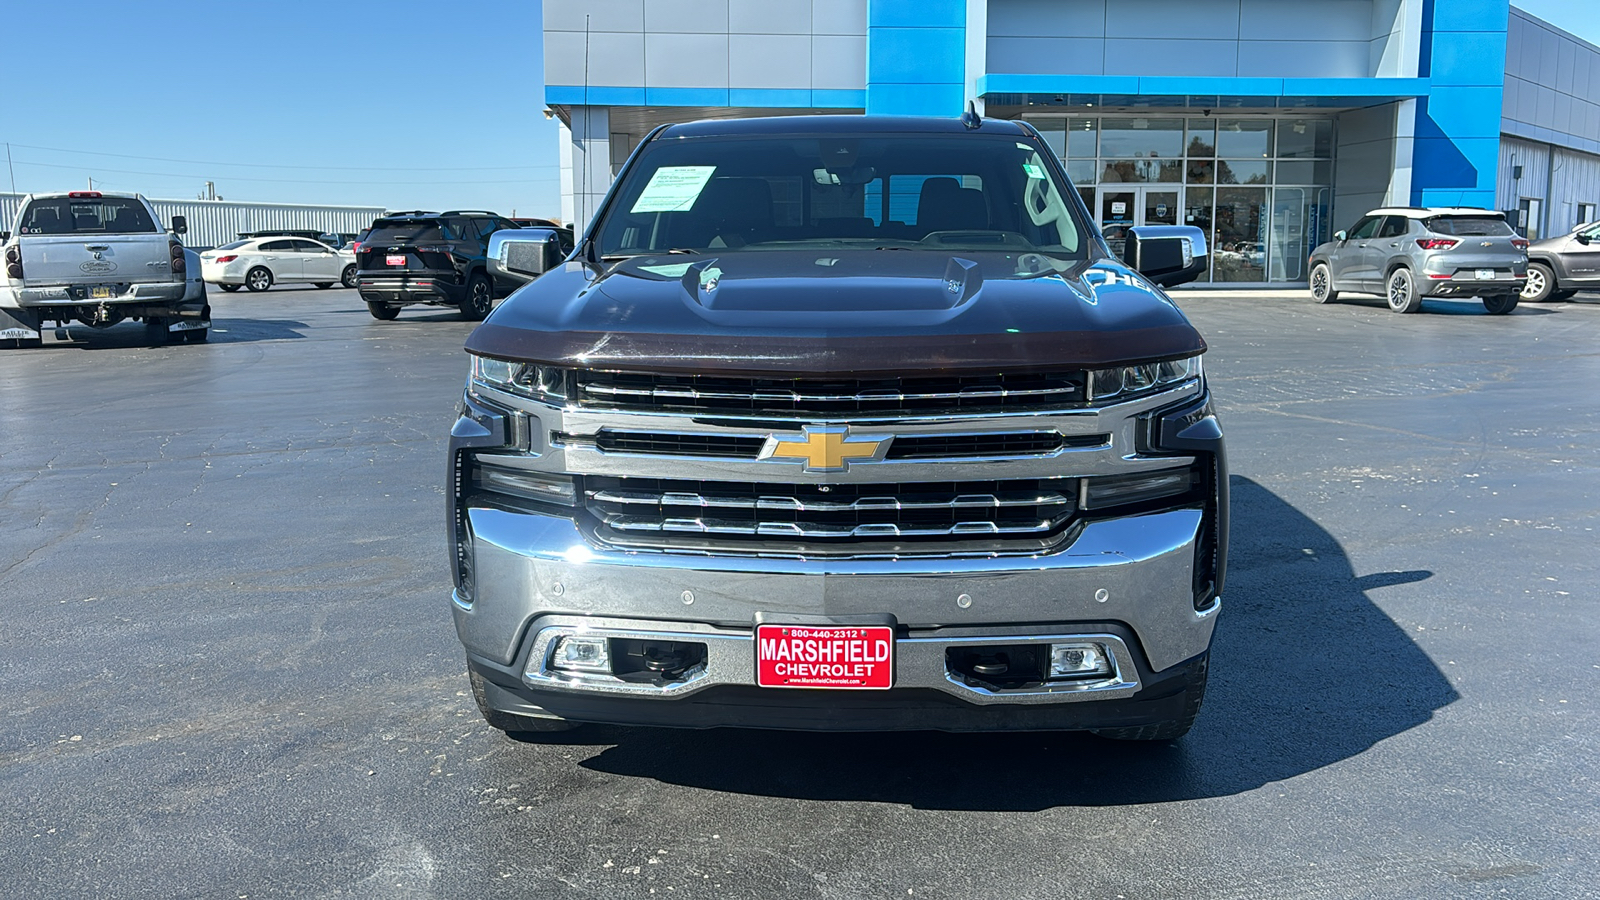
[1098,187,1181,257]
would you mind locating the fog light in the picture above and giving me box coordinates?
[1049,643,1112,679]
[551,635,611,673]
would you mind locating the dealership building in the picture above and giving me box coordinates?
[544,0,1600,284]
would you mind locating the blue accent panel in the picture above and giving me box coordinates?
[868,83,967,117]
[546,85,647,106]
[1424,86,1506,137]
[1428,32,1507,86]
[1412,134,1500,191]
[644,87,731,106]
[868,0,965,27]
[1140,77,1284,96]
[1282,77,1433,98]
[728,88,814,108]
[811,89,869,108]
[866,26,965,84]
[978,74,1140,95]
[1430,0,1513,31]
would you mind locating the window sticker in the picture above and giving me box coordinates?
[630,166,717,213]
[637,263,694,278]
[1022,162,1047,180]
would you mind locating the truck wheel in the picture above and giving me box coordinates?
[219,284,241,293]
[1092,654,1208,742]
[1309,262,1337,303]
[367,301,400,321]
[245,266,273,292]
[469,671,576,735]
[144,317,175,346]
[1385,267,1421,313]
[460,273,493,321]
[341,264,359,288]
[1520,262,1556,302]
[1482,293,1519,315]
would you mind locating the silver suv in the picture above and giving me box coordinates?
[1308,207,1527,314]
[1521,221,1600,302]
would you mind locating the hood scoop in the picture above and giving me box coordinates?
[674,255,984,313]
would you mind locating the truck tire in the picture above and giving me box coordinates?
[219,284,241,292]
[469,670,577,735]
[1309,262,1337,303]
[1385,267,1421,313]
[1091,654,1208,742]
[1482,293,1519,315]
[245,266,273,292]
[1520,262,1556,302]
[460,273,494,321]
[367,301,400,321]
[144,317,175,346]
[341,264,359,288]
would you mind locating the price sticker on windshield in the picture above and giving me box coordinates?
[631,166,717,213]
[1022,162,1047,180]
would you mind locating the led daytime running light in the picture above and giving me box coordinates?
[470,356,569,403]
[1089,355,1202,402]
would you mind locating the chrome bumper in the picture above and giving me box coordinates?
[13,281,189,304]
[453,504,1219,695]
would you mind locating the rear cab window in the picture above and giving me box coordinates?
[1426,216,1514,236]
[16,197,158,235]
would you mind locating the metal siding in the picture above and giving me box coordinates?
[1549,146,1600,230]
[2,194,384,249]
[1497,135,1550,211]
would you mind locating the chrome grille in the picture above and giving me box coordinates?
[576,370,1087,417]
[569,430,1102,461]
[582,477,1077,553]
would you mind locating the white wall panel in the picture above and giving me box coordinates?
[646,0,726,33]
[812,34,867,89]
[809,0,867,36]
[644,33,732,88]
[730,0,812,34]
[730,34,812,88]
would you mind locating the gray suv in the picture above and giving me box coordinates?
[1309,208,1528,314]
[1521,221,1600,302]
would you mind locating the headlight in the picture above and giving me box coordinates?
[1089,355,1202,403]
[470,355,569,404]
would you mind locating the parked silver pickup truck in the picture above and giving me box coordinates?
[1,191,209,347]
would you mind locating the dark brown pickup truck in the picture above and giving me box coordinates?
[447,115,1226,740]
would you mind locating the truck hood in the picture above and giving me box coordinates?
[465,251,1205,376]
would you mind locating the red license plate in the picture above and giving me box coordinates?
[756,624,894,690]
[386,254,406,266]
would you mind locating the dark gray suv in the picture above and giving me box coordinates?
[1522,221,1600,302]
[1309,208,1528,314]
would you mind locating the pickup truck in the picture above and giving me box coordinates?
[2,191,209,347]
[449,115,1225,740]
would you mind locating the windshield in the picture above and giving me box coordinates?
[16,197,159,235]
[595,134,1088,260]
[366,221,450,244]
[1426,216,1513,236]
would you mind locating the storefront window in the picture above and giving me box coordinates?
[1186,119,1216,157]
[1216,120,1273,159]
[1269,187,1330,282]
[1033,119,1066,158]
[1100,159,1183,184]
[1214,187,1268,283]
[1099,118,1184,159]
[1065,158,1097,184]
[1217,160,1271,185]
[1276,120,1333,159]
[1275,160,1333,185]
[1065,118,1098,158]
[1186,188,1215,283]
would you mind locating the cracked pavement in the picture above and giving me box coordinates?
[1,287,1598,898]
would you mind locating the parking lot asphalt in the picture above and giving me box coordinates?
[2,285,1598,898]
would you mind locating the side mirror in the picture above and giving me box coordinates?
[1122,224,1208,288]
[171,215,188,235]
[1575,232,1591,245]
[1334,230,1348,242]
[488,228,564,282]
[0,231,9,241]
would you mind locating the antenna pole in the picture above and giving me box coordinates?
[582,14,591,228]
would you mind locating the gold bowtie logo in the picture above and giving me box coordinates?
[761,426,887,472]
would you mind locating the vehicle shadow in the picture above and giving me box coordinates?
[555,476,1458,810]
[41,318,310,347]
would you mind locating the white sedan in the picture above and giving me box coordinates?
[200,237,358,292]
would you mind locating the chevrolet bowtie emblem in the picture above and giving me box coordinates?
[760,426,887,472]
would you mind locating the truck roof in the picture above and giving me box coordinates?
[20,190,145,201]
[658,115,1031,139]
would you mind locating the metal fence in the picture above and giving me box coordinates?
[1,193,387,249]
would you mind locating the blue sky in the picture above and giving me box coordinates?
[3,1,1595,220]
[2,0,562,216]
